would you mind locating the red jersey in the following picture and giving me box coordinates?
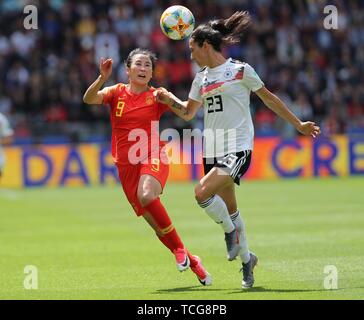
[101,83,169,165]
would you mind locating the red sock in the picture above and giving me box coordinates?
[157,235,173,253]
[144,198,184,251]
[186,249,198,268]
[158,235,197,267]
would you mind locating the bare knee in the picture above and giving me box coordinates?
[138,191,158,207]
[195,184,211,203]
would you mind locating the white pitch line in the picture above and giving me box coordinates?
[0,188,21,200]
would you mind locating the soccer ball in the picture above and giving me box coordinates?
[160,5,195,40]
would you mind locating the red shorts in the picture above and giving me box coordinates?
[117,157,169,216]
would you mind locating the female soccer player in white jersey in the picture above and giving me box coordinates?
[155,11,321,288]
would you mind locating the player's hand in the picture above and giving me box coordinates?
[297,121,321,138]
[154,87,172,105]
[99,58,113,80]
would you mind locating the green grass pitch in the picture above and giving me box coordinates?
[1,177,363,300]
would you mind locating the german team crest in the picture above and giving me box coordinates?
[223,70,233,79]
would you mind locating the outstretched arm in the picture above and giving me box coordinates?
[154,88,202,121]
[83,58,113,105]
[255,86,321,138]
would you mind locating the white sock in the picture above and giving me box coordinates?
[230,210,250,264]
[198,195,235,233]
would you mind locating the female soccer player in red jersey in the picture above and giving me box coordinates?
[83,48,211,286]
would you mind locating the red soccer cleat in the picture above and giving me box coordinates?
[190,256,212,286]
[173,248,190,272]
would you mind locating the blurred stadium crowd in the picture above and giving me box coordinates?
[0,0,364,143]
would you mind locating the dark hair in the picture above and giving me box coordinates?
[125,48,157,70]
[191,11,251,51]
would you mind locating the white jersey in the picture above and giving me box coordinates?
[189,58,264,158]
[0,112,13,168]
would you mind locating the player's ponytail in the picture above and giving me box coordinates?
[210,11,251,45]
[191,11,251,51]
[209,20,230,37]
